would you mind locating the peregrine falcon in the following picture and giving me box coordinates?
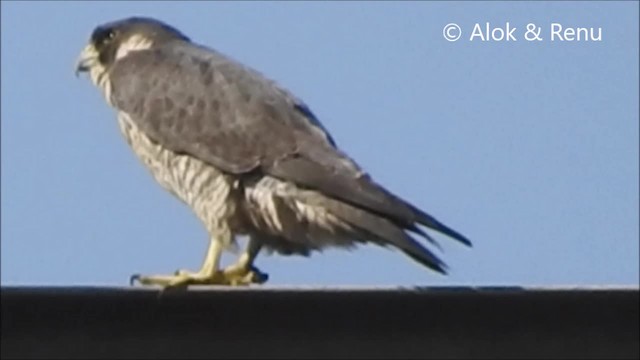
[75,16,472,287]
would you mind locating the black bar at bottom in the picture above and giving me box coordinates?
[1,286,638,359]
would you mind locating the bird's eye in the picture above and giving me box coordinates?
[104,30,116,42]
[95,28,116,46]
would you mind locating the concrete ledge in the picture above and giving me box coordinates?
[2,286,639,359]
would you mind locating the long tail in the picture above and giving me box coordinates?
[299,191,449,274]
[269,155,473,250]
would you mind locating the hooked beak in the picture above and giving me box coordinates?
[75,43,98,78]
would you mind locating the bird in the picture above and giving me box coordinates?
[75,16,472,287]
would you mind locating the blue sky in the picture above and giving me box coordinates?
[1,1,638,287]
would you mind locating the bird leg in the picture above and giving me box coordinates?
[220,236,269,285]
[130,235,267,287]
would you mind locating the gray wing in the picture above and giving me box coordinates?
[108,41,472,249]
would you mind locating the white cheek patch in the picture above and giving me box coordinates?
[115,34,154,60]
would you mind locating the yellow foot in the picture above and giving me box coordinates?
[130,266,268,288]
[223,265,269,286]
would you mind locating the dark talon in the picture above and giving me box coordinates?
[250,266,269,284]
[129,274,140,286]
[256,272,269,284]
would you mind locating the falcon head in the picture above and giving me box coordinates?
[75,17,189,85]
